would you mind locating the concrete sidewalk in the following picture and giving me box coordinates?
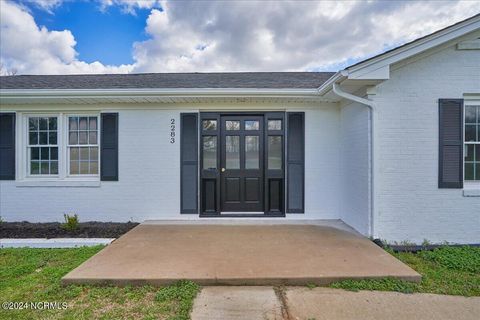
[63,223,420,286]
[191,286,480,320]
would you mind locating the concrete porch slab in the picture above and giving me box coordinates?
[62,223,420,286]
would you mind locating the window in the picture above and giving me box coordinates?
[23,113,100,181]
[202,120,217,131]
[268,120,282,130]
[245,136,259,169]
[28,117,58,175]
[268,136,282,169]
[226,121,240,130]
[68,116,99,175]
[203,136,217,169]
[465,105,480,181]
[245,120,259,130]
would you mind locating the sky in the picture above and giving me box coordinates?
[0,0,479,75]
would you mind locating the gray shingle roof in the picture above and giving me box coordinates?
[0,72,335,90]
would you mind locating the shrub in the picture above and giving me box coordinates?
[62,213,79,231]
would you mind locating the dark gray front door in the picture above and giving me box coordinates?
[220,115,264,212]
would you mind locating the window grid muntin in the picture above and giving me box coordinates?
[464,105,480,181]
[27,116,58,175]
[67,116,99,175]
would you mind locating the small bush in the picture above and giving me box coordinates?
[62,213,79,231]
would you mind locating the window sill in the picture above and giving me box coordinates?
[463,186,480,197]
[16,180,101,188]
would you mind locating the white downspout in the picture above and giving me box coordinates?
[332,82,376,238]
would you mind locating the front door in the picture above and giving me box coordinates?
[220,115,264,212]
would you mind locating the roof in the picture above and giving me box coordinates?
[0,72,335,90]
[318,13,480,95]
[2,14,478,92]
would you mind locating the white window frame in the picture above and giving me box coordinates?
[464,98,480,188]
[66,114,100,178]
[26,115,60,178]
[17,112,101,185]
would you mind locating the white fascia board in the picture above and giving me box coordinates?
[346,16,480,80]
[0,88,320,99]
[347,65,390,80]
[317,72,344,96]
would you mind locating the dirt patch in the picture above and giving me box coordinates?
[0,221,139,238]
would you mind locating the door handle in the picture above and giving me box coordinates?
[221,168,226,172]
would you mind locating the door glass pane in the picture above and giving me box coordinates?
[226,121,240,131]
[203,120,217,131]
[203,136,217,169]
[245,120,259,130]
[245,136,259,169]
[226,136,240,169]
[268,120,282,130]
[268,136,282,170]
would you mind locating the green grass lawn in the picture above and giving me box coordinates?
[330,246,480,296]
[1,245,478,320]
[0,246,199,320]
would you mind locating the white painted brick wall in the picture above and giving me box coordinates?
[0,106,342,222]
[0,110,182,222]
[373,44,480,244]
[340,102,370,235]
[303,108,341,218]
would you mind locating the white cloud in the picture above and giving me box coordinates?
[1,0,479,75]
[25,0,64,13]
[99,0,163,14]
[0,1,133,75]
[129,0,480,73]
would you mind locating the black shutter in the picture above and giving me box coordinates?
[0,113,15,180]
[439,99,463,188]
[181,113,198,213]
[286,112,305,212]
[101,113,119,181]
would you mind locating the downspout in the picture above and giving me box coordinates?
[332,82,376,238]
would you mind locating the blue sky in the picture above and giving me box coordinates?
[1,0,479,75]
[18,1,152,65]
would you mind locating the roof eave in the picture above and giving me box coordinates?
[0,88,320,97]
[345,14,480,80]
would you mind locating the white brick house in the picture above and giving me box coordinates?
[1,15,479,244]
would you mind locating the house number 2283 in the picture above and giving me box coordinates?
[170,119,176,143]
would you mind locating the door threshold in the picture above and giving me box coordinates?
[221,211,264,215]
[200,213,285,218]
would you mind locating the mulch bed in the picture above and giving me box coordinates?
[0,221,139,238]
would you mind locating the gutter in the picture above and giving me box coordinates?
[319,80,376,238]
[0,88,322,99]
